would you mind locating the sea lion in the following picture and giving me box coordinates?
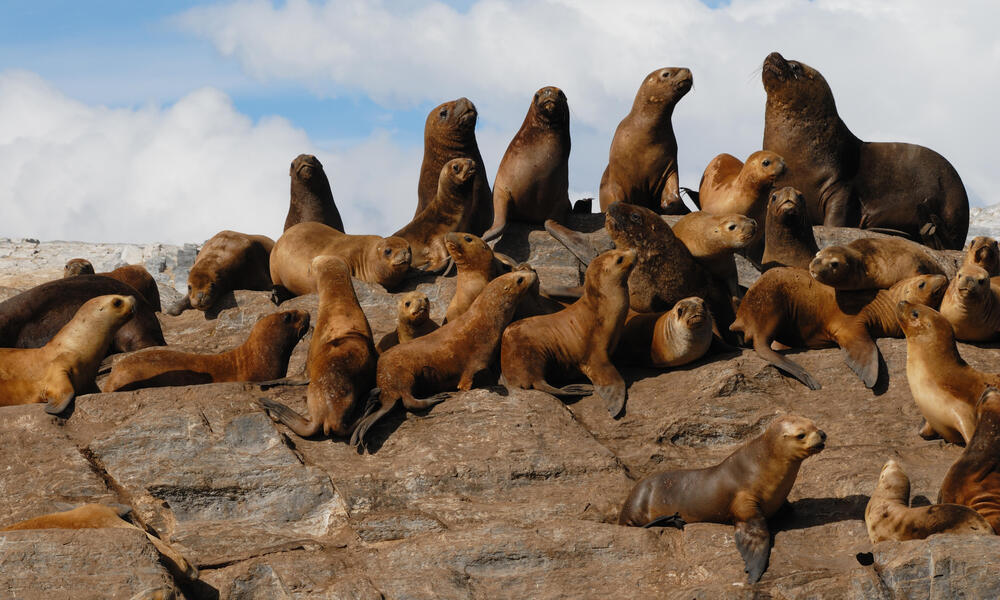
[350,270,536,451]
[762,52,968,249]
[0,276,163,353]
[416,97,492,235]
[964,236,1000,276]
[393,158,477,271]
[895,301,1000,444]
[1,503,197,581]
[260,256,376,438]
[483,86,571,242]
[618,415,826,583]
[939,265,1000,342]
[696,151,786,235]
[375,291,439,354]
[672,211,757,300]
[167,230,275,315]
[939,387,1000,533]
[443,232,502,323]
[615,298,715,368]
[63,258,95,277]
[64,260,162,312]
[270,222,411,298]
[284,154,344,232]
[809,237,944,291]
[104,309,310,392]
[500,249,636,417]
[600,67,693,215]
[0,294,134,413]
[761,187,819,270]
[865,459,993,543]
[732,269,948,389]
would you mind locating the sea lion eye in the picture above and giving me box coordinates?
[453,163,460,173]
[762,159,770,167]
[616,256,623,264]
[187,285,192,292]
[677,306,685,317]
[770,194,776,201]
[283,313,292,323]
[728,224,736,231]
[630,213,641,223]
[918,281,925,289]
[464,235,472,242]
[439,108,448,119]
[517,276,525,284]
[384,248,391,256]
[112,298,122,308]
[911,310,919,319]
[661,70,670,78]
[405,301,411,307]
[796,433,805,439]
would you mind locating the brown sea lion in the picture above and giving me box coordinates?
[64,260,162,312]
[0,294,134,413]
[939,265,1000,342]
[672,211,757,300]
[260,256,376,438]
[809,237,944,291]
[284,154,344,232]
[600,67,693,215]
[939,388,1000,533]
[483,86,571,242]
[350,270,536,451]
[696,151,786,234]
[375,292,439,354]
[762,52,968,249]
[63,258,96,277]
[619,415,826,583]
[964,236,1000,275]
[761,187,819,270]
[168,230,275,315]
[896,301,1000,444]
[104,310,310,392]
[865,459,993,543]
[1,503,197,581]
[500,249,636,416]
[270,222,411,298]
[393,158,477,271]
[733,269,948,389]
[416,97,492,235]
[0,276,163,353]
[615,298,715,368]
[443,232,508,323]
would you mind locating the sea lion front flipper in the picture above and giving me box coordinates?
[595,383,627,418]
[751,339,821,390]
[837,327,880,389]
[918,419,941,440]
[544,219,599,267]
[643,512,686,530]
[734,514,772,584]
[258,397,320,438]
[42,367,75,415]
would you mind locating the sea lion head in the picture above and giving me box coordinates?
[771,415,826,460]
[427,97,478,139]
[895,300,952,341]
[965,237,999,274]
[639,67,693,108]
[444,232,492,270]
[187,269,222,311]
[874,459,910,502]
[373,236,412,289]
[745,150,786,186]
[714,215,758,249]
[670,296,713,331]
[952,265,990,303]
[893,274,948,309]
[64,258,96,277]
[494,269,537,299]
[761,52,835,114]
[276,308,311,340]
[290,154,324,181]
[589,248,637,290]
[809,246,861,288]
[532,86,569,126]
[606,201,669,248]
[769,187,807,224]
[87,294,136,330]
[398,291,431,325]
[440,157,478,192]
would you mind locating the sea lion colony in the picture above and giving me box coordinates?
[0,52,992,586]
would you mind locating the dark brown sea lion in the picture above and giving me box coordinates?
[501,249,636,417]
[762,52,968,249]
[167,230,275,315]
[483,86,571,242]
[0,276,164,353]
[394,158,477,271]
[761,187,819,270]
[732,270,947,389]
[600,67,693,215]
[865,459,992,543]
[284,154,344,232]
[0,294,134,414]
[618,415,826,583]
[615,298,715,368]
[939,388,1000,533]
[672,211,757,301]
[442,232,522,323]
[104,309,310,391]
[809,237,944,290]
[63,258,96,277]
[696,151,786,233]
[375,291,439,354]
[350,270,536,451]
[260,256,376,438]
[939,265,1000,342]
[416,97,492,235]
[64,259,162,312]
[964,236,1000,275]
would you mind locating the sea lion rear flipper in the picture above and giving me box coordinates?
[544,219,598,266]
[734,515,772,584]
[643,512,686,530]
[752,339,821,390]
[492,251,519,271]
[837,329,880,389]
[349,389,392,453]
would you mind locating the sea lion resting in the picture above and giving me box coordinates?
[619,415,826,583]
[809,237,944,291]
[939,265,1000,342]
[284,153,344,232]
[964,236,1000,276]
[376,291,439,354]
[167,230,275,315]
[761,187,819,271]
[64,260,162,312]
[614,298,715,369]
[939,387,1000,534]
[671,211,757,301]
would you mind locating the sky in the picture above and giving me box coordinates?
[0,0,997,244]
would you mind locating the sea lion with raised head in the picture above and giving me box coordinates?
[696,150,785,235]
[65,260,162,312]
[442,232,522,323]
[939,387,1000,533]
[761,187,819,270]
[939,264,1000,342]
[964,236,1000,275]
[376,291,439,354]
[284,154,344,232]
[672,211,757,301]
[615,298,715,368]
[166,230,274,315]
[619,415,826,583]
[809,237,943,291]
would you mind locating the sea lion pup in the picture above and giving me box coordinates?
[865,459,993,543]
[733,270,947,390]
[350,270,536,451]
[260,256,376,439]
[393,158,477,271]
[672,212,757,301]
[964,236,1000,276]
[896,301,1000,444]
[1,503,198,581]
[483,86,571,242]
[270,222,411,299]
[416,97,493,235]
[500,249,636,417]
[939,388,1000,533]
[442,232,509,323]
[375,292,439,354]
[64,259,162,312]
[761,187,819,270]
[600,67,693,215]
[696,150,786,228]
[0,294,134,413]
[939,265,1000,342]
[619,415,826,583]
[809,237,944,291]
[167,230,275,315]
[284,154,344,232]
[615,298,715,368]
[761,52,968,249]
[104,309,310,392]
